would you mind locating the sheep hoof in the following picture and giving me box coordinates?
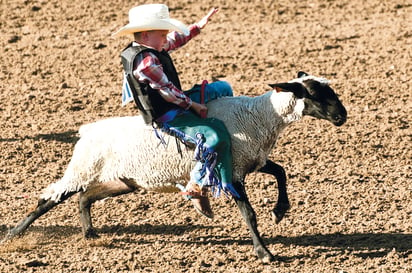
[261,255,275,264]
[272,202,291,224]
[84,229,100,239]
[1,233,14,244]
[256,247,275,263]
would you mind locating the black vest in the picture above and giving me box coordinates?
[121,43,182,124]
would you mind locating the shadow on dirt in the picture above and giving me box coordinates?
[2,223,410,261]
[181,232,412,261]
[35,131,79,143]
[0,223,214,241]
[268,233,412,259]
[0,224,82,239]
[0,130,79,144]
[270,233,412,252]
[97,223,215,237]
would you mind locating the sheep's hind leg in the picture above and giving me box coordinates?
[258,160,290,223]
[79,178,137,239]
[233,180,274,263]
[2,191,76,242]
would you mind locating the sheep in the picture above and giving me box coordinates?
[3,71,347,262]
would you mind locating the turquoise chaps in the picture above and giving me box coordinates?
[159,81,238,197]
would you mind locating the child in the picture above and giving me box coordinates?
[113,4,238,219]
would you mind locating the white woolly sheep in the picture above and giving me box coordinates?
[3,71,347,262]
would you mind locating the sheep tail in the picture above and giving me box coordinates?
[40,178,85,202]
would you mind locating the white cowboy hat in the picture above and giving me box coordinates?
[113,4,189,37]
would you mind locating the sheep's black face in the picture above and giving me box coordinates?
[269,72,347,126]
[301,79,347,126]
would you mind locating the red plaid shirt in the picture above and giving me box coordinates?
[132,24,201,110]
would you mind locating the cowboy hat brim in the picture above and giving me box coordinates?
[113,18,189,37]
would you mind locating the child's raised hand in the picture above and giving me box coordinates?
[197,8,218,29]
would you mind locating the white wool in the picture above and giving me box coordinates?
[41,91,304,202]
[207,91,303,180]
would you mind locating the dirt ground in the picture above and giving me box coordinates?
[0,0,411,272]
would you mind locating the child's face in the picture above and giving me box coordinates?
[145,30,169,51]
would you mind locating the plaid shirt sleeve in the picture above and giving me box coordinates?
[164,24,201,52]
[132,24,201,110]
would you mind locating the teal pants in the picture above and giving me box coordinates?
[169,113,232,184]
[167,81,237,197]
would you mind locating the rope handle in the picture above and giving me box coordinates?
[200,80,208,118]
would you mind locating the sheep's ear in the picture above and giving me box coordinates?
[269,82,306,98]
[298,71,310,78]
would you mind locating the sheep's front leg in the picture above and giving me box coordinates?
[233,181,274,263]
[258,160,290,223]
[79,178,137,239]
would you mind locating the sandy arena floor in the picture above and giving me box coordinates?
[0,0,411,272]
